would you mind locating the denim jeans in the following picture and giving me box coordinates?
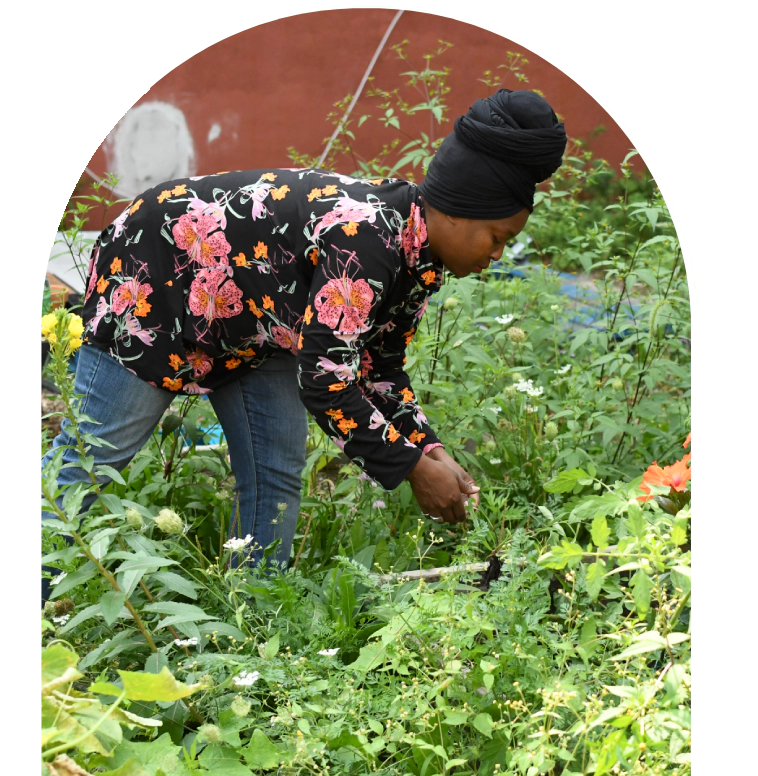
[42,344,308,600]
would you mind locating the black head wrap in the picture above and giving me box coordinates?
[419,89,567,219]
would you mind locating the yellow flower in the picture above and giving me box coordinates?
[321,184,338,196]
[261,172,277,182]
[171,183,187,196]
[67,315,84,339]
[69,337,83,352]
[41,313,57,337]
[271,185,290,201]
[307,188,323,202]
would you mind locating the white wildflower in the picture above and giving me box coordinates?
[487,406,502,414]
[318,648,340,657]
[554,364,572,375]
[550,304,560,312]
[233,670,260,687]
[525,404,537,414]
[224,534,253,551]
[495,314,515,325]
[372,500,386,509]
[52,614,71,626]
[50,572,67,586]
[514,378,544,398]
[174,637,198,647]
[489,458,502,465]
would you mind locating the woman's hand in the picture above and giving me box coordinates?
[406,453,479,524]
[425,446,481,511]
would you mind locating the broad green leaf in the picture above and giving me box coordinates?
[472,712,494,738]
[115,555,178,573]
[585,559,606,601]
[101,591,127,626]
[143,601,210,619]
[198,744,250,776]
[48,561,97,599]
[95,464,127,486]
[42,643,79,685]
[243,729,284,770]
[631,569,652,618]
[538,541,584,569]
[117,666,200,701]
[626,501,646,540]
[152,571,199,600]
[590,515,611,550]
[543,468,590,493]
[59,603,101,634]
[200,621,247,642]
[264,632,280,660]
[443,710,469,725]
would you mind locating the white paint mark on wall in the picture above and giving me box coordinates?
[104,101,196,198]
[207,123,222,143]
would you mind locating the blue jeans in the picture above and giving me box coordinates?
[42,345,308,599]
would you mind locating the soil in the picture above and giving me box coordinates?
[42,393,66,437]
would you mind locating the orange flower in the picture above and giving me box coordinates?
[403,329,415,346]
[157,189,172,203]
[254,242,268,260]
[233,252,248,266]
[342,221,359,236]
[304,305,314,325]
[409,430,426,444]
[337,417,358,435]
[308,248,319,266]
[162,376,183,392]
[261,172,277,182]
[298,332,304,350]
[326,408,344,420]
[226,357,242,370]
[247,299,264,318]
[683,432,691,449]
[237,348,256,358]
[638,454,692,502]
[329,382,347,392]
[171,183,187,196]
[110,257,122,274]
[387,424,400,443]
[307,188,323,202]
[271,185,290,201]
[322,184,338,196]
[421,270,436,286]
[262,295,275,311]
[129,199,143,215]
[134,290,152,317]
[165,280,173,286]
[400,387,414,403]
[368,178,384,185]
[168,353,185,370]
[96,277,109,294]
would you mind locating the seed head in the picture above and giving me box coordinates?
[544,421,559,441]
[198,724,222,743]
[612,378,624,392]
[231,696,252,717]
[155,508,184,535]
[125,507,144,529]
[442,296,459,311]
[507,327,526,343]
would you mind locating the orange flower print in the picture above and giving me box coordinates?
[262,295,275,311]
[163,376,183,392]
[337,417,358,435]
[236,348,256,358]
[342,221,359,236]
[157,189,172,204]
[110,257,122,274]
[308,248,319,266]
[387,424,400,443]
[368,178,384,185]
[307,188,323,202]
[129,199,144,215]
[322,184,338,196]
[261,172,277,182]
[404,330,415,346]
[421,270,437,286]
[226,357,242,370]
[409,430,426,444]
[298,332,304,350]
[304,305,314,325]
[96,277,109,294]
[248,299,264,318]
[165,280,173,286]
[171,183,187,196]
[254,242,268,260]
[271,185,290,201]
[638,454,691,502]
[326,408,344,420]
[168,353,185,370]
[400,387,414,403]
[329,382,347,392]
[135,291,152,317]
[233,252,248,266]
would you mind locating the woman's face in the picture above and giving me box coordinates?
[426,207,530,278]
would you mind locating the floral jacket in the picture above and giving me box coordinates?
[81,168,444,489]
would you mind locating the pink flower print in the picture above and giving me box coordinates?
[272,325,299,356]
[89,296,109,335]
[173,213,231,267]
[111,206,130,238]
[254,321,269,348]
[186,348,214,380]
[401,202,427,267]
[241,182,274,220]
[188,268,243,323]
[369,410,386,430]
[331,436,346,452]
[365,379,394,394]
[312,196,378,240]
[360,350,373,377]
[187,198,227,229]
[414,298,429,321]
[85,269,98,302]
[314,275,374,339]
[183,382,213,395]
[111,279,153,316]
[415,408,428,424]
[123,314,155,345]
[317,357,355,382]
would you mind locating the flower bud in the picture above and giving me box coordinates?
[507,327,526,344]
[511,372,523,383]
[231,696,252,718]
[43,601,56,619]
[503,385,518,398]
[155,508,184,535]
[544,421,559,441]
[67,315,84,339]
[198,673,215,690]
[611,378,624,392]
[125,507,144,529]
[484,439,497,452]
[442,296,459,311]
[198,724,222,743]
